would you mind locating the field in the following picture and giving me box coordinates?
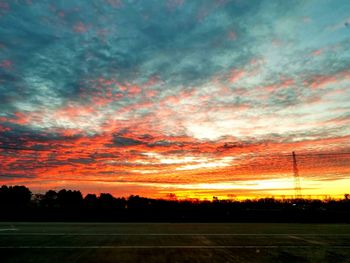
[1,223,350,263]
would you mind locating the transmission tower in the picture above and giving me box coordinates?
[292,151,302,199]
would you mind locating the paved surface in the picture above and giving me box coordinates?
[1,223,350,262]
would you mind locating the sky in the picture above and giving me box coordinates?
[0,0,350,199]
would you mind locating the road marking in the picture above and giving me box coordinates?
[0,245,350,249]
[0,229,18,231]
[288,235,325,245]
[0,233,350,236]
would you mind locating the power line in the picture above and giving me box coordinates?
[0,146,350,159]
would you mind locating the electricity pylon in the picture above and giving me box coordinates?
[292,151,302,199]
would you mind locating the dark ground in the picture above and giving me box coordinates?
[1,223,350,263]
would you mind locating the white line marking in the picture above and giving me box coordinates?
[0,233,350,236]
[288,235,325,245]
[0,245,350,249]
[0,229,18,231]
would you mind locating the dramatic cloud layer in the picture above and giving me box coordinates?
[0,0,350,198]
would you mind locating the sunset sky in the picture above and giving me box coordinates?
[0,0,349,199]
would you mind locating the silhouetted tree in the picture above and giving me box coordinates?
[99,193,116,209]
[1,185,350,222]
[166,193,177,200]
[41,190,58,208]
[0,185,31,207]
[84,194,98,209]
[57,189,83,208]
[0,185,9,206]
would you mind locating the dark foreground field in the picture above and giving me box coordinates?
[1,223,350,263]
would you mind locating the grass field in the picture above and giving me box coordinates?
[1,223,350,263]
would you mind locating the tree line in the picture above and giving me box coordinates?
[1,185,350,222]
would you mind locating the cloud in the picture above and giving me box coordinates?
[112,135,144,147]
[0,0,349,198]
